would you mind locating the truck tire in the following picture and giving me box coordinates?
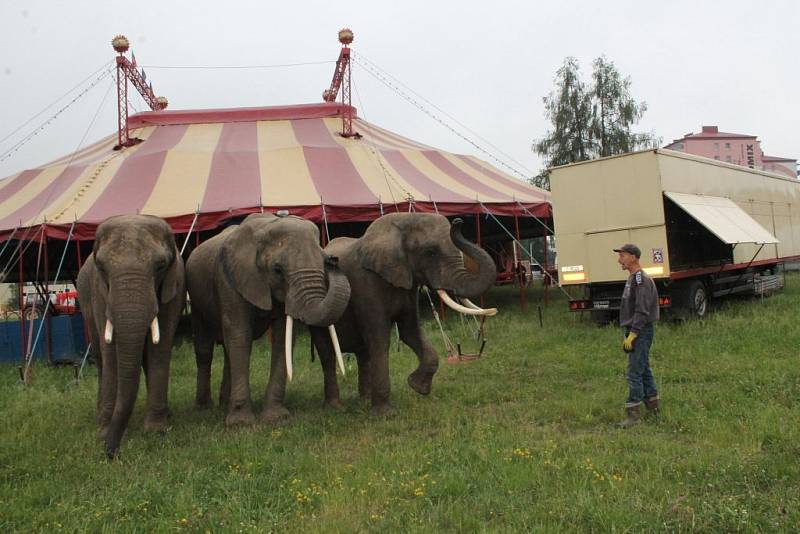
[674,280,708,319]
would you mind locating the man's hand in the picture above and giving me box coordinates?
[623,332,638,352]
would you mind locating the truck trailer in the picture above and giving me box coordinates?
[550,149,796,320]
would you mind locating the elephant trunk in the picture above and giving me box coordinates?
[446,219,497,299]
[104,283,157,459]
[285,259,351,327]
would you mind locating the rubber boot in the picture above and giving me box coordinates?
[644,396,660,416]
[617,403,643,428]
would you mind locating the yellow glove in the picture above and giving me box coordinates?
[623,332,638,352]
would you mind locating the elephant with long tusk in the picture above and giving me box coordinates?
[76,215,186,459]
[186,213,351,426]
[310,213,498,415]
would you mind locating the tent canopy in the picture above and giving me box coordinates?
[0,102,550,241]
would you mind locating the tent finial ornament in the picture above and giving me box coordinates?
[111,35,129,54]
[338,28,354,46]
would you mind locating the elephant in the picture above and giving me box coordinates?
[310,212,497,415]
[76,214,185,459]
[186,213,350,426]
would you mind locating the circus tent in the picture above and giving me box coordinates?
[0,102,549,245]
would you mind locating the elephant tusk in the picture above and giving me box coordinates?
[460,297,483,311]
[437,289,498,317]
[285,315,294,382]
[150,317,160,345]
[328,325,346,376]
[104,320,113,344]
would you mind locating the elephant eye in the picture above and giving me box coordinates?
[272,264,283,276]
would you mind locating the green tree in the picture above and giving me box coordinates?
[532,57,593,189]
[590,56,659,157]
[533,56,659,188]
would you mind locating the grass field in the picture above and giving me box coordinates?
[2,276,799,532]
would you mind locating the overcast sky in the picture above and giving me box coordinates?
[1,0,797,181]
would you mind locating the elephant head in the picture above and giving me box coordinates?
[91,215,183,457]
[220,213,351,375]
[359,212,497,315]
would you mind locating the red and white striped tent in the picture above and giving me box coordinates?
[0,102,549,243]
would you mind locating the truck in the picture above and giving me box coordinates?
[550,149,796,320]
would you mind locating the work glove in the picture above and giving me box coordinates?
[623,332,638,353]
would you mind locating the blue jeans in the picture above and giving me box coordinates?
[624,323,658,406]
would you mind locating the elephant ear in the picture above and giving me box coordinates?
[220,224,272,310]
[160,245,184,304]
[359,220,413,289]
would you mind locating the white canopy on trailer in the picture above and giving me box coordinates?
[664,191,779,245]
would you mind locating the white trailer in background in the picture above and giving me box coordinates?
[550,149,797,319]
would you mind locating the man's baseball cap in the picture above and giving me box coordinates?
[613,243,641,258]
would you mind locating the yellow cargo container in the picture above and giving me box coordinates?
[550,149,796,317]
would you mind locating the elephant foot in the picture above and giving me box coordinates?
[369,402,396,417]
[407,370,435,396]
[323,397,343,410]
[225,405,256,427]
[261,404,291,423]
[195,394,213,410]
[144,416,169,434]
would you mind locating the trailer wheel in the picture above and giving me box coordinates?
[674,280,708,319]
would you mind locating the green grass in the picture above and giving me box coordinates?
[2,276,800,532]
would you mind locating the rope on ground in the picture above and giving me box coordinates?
[77,343,92,381]
[478,202,572,300]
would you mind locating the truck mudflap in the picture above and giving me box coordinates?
[568,295,672,311]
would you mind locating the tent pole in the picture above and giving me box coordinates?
[476,213,485,308]
[18,239,26,367]
[544,233,549,307]
[76,237,90,348]
[23,229,45,383]
[514,214,526,311]
[43,229,52,365]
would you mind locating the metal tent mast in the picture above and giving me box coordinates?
[323,28,359,138]
[111,35,168,149]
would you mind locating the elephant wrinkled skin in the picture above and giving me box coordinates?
[311,213,497,415]
[186,213,350,426]
[76,215,186,459]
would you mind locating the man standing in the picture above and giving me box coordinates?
[614,243,660,428]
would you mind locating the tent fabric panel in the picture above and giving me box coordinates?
[442,152,536,202]
[127,102,353,128]
[45,152,127,225]
[255,119,303,152]
[355,120,433,151]
[338,142,423,203]
[141,123,223,217]
[422,150,514,201]
[0,166,67,219]
[0,169,43,204]
[259,147,320,206]
[664,191,779,244]
[81,124,189,223]
[458,155,549,201]
[0,164,87,229]
[292,118,379,205]
[380,150,472,203]
[397,149,499,201]
[200,121,261,213]
[353,122,424,151]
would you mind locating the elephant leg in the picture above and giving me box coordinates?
[355,350,371,400]
[221,325,255,427]
[97,341,117,440]
[364,319,393,416]
[219,346,231,409]
[143,336,171,433]
[309,326,341,409]
[398,315,439,396]
[262,315,291,422]
[193,324,215,409]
